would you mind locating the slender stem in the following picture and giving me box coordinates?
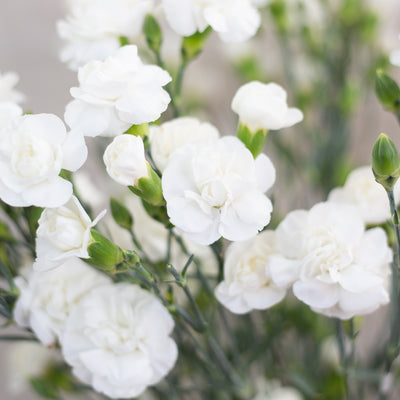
[336,319,350,400]
[0,260,16,291]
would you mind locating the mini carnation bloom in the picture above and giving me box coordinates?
[57,0,154,70]
[65,45,171,137]
[149,117,220,172]
[61,283,178,399]
[270,202,392,319]
[162,136,275,245]
[14,258,112,346]
[215,230,286,314]
[328,166,400,225]
[231,81,304,131]
[162,0,263,42]
[34,195,106,271]
[0,71,25,104]
[390,34,400,67]
[0,113,87,207]
[104,134,148,185]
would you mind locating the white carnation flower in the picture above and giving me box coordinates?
[58,0,154,70]
[61,283,178,399]
[0,71,25,104]
[215,230,286,314]
[65,45,171,137]
[162,0,263,42]
[328,166,400,225]
[34,195,106,271]
[231,81,304,131]
[270,202,392,319]
[104,134,148,185]
[14,258,112,346]
[162,136,275,245]
[149,117,220,172]
[252,379,303,400]
[0,113,87,207]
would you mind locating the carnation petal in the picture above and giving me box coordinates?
[61,129,88,171]
[293,280,339,308]
[254,154,276,192]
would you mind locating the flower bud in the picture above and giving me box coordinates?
[87,229,124,271]
[375,70,400,113]
[110,197,133,231]
[237,122,267,158]
[104,134,149,186]
[372,133,400,191]
[143,14,162,54]
[129,164,165,206]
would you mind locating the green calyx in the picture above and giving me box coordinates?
[237,122,268,158]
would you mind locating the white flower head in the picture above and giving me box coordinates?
[34,195,106,271]
[328,166,400,225]
[57,0,154,70]
[231,81,304,131]
[104,134,149,186]
[271,202,392,319]
[162,0,263,42]
[252,378,303,400]
[61,283,178,399]
[0,113,87,207]
[0,71,25,104]
[149,117,220,172]
[14,258,112,346]
[162,136,275,245]
[215,230,286,314]
[65,45,171,137]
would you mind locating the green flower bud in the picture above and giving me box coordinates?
[87,229,124,272]
[143,14,162,54]
[110,197,133,231]
[181,27,212,63]
[237,123,268,158]
[129,164,165,206]
[372,133,400,191]
[375,70,400,113]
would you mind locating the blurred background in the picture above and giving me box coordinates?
[1,0,400,398]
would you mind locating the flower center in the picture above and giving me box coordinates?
[200,179,229,208]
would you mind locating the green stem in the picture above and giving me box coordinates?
[336,319,350,400]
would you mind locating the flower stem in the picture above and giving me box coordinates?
[336,319,350,400]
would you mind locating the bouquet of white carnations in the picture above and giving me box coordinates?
[2,1,400,399]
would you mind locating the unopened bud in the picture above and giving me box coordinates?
[143,14,162,54]
[110,197,133,231]
[181,27,212,63]
[372,133,400,191]
[375,70,400,113]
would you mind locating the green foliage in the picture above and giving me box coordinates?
[110,197,133,231]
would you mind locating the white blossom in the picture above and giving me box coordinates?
[104,134,148,185]
[0,102,22,130]
[162,0,264,42]
[61,283,178,399]
[162,136,275,245]
[34,195,106,271]
[252,379,303,400]
[215,230,286,314]
[14,258,112,346]
[231,81,303,131]
[328,166,400,225]
[0,71,25,104]
[0,113,87,207]
[149,117,220,172]
[58,0,154,70]
[270,202,392,319]
[65,45,171,137]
